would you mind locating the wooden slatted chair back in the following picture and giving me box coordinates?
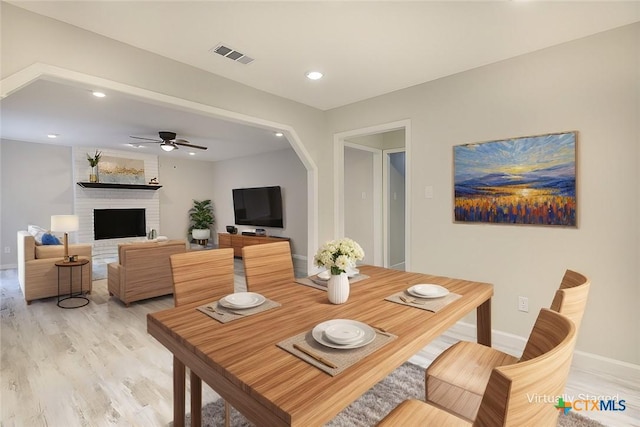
[520,270,589,362]
[170,248,235,307]
[242,241,294,295]
[475,309,577,427]
[549,269,590,331]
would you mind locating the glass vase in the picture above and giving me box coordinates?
[89,165,99,183]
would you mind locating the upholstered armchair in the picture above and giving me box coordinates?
[17,230,93,304]
[107,239,187,306]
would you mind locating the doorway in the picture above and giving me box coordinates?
[334,120,410,270]
[384,149,406,270]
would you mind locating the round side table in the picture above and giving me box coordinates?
[55,259,90,308]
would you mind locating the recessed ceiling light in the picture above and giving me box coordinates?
[189,152,195,156]
[127,143,144,148]
[306,71,323,80]
[274,132,284,137]
[92,91,106,98]
[47,134,58,138]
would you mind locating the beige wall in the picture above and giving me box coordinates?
[326,23,640,364]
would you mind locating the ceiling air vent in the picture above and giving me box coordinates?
[211,44,254,65]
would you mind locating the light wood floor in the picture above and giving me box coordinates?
[1,268,637,426]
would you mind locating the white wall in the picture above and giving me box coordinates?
[0,140,74,268]
[208,147,307,257]
[326,23,640,364]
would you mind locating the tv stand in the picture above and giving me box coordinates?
[218,233,290,258]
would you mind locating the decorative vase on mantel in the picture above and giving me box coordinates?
[327,272,350,304]
[86,150,102,183]
[89,165,99,183]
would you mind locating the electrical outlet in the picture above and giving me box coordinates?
[3,247,9,254]
[518,296,529,312]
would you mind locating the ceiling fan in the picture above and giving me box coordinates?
[129,131,208,152]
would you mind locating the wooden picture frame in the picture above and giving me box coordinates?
[453,131,577,226]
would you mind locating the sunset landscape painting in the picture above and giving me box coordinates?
[454,131,577,226]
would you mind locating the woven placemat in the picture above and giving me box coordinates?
[197,298,281,324]
[294,274,370,291]
[384,290,461,312]
[277,328,396,376]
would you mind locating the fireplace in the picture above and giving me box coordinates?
[94,208,146,240]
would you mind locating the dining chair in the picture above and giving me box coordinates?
[170,248,235,427]
[424,269,589,421]
[548,269,591,332]
[379,308,577,426]
[242,241,295,295]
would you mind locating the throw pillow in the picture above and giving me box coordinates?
[41,233,61,245]
[27,225,48,245]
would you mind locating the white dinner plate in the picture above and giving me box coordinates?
[407,284,449,299]
[312,319,376,349]
[219,292,266,309]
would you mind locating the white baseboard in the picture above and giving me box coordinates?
[445,321,640,384]
[571,350,640,386]
[0,263,18,270]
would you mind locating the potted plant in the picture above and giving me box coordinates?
[189,199,215,244]
[86,150,102,182]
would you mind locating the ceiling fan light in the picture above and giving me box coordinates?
[160,143,175,152]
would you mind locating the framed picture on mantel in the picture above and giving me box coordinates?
[453,131,577,227]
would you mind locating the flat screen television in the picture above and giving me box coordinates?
[232,186,284,228]
[94,208,146,240]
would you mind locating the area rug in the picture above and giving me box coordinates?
[186,362,606,426]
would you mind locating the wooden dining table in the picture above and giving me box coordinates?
[147,265,493,427]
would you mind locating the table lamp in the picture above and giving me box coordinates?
[51,215,79,262]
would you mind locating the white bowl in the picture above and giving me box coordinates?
[324,323,365,344]
[317,270,331,280]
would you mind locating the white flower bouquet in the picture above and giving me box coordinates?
[314,238,365,275]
